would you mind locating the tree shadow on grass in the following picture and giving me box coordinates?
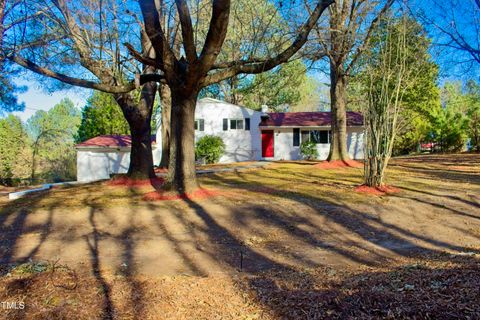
[0,191,55,271]
[175,181,479,318]
[0,155,478,318]
[389,163,480,185]
[212,171,479,260]
[84,205,115,320]
[0,184,150,319]
[81,192,148,320]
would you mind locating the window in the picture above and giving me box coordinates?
[293,128,300,146]
[301,131,310,143]
[195,119,204,131]
[301,130,331,144]
[230,119,244,130]
[245,118,250,130]
[223,119,228,131]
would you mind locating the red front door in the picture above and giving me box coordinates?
[261,130,274,157]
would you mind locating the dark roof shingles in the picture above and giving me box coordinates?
[259,111,363,127]
[76,135,156,148]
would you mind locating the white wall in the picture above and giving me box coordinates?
[347,127,365,159]
[270,127,364,161]
[156,98,263,163]
[77,149,131,182]
[152,146,161,166]
[272,129,299,160]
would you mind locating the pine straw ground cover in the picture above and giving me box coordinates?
[0,253,478,319]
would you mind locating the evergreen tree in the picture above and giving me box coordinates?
[27,98,81,182]
[0,115,30,185]
[77,92,130,142]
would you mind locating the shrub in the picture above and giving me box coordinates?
[300,140,318,160]
[195,135,226,164]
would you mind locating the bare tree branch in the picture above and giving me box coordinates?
[195,0,231,77]
[202,0,334,86]
[139,0,177,73]
[345,0,394,74]
[9,55,136,93]
[124,42,162,68]
[175,0,197,62]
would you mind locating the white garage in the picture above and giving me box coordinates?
[76,135,159,182]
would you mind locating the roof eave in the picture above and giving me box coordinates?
[259,124,364,128]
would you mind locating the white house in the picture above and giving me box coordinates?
[188,98,264,162]
[76,98,364,182]
[258,109,365,161]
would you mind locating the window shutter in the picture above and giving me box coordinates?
[293,128,300,146]
[230,119,237,129]
[245,118,250,130]
[223,119,228,131]
[199,119,205,131]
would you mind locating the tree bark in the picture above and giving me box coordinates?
[328,63,351,161]
[165,90,199,194]
[159,83,171,168]
[128,120,155,179]
[116,75,157,180]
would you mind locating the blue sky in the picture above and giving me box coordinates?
[11,77,91,122]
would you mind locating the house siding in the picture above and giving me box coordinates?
[266,127,364,161]
[156,98,263,163]
[347,127,365,160]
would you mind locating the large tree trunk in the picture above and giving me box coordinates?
[164,91,199,194]
[128,120,155,179]
[159,83,171,168]
[116,76,157,180]
[328,63,351,162]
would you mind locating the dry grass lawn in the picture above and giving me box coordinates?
[0,153,479,319]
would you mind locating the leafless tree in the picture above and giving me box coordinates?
[307,0,394,162]
[364,15,412,187]
[414,0,480,69]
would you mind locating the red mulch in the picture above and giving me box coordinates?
[355,184,400,196]
[314,160,363,169]
[105,176,164,187]
[143,188,223,201]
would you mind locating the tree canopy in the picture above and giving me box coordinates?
[26,98,81,181]
[351,14,441,155]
